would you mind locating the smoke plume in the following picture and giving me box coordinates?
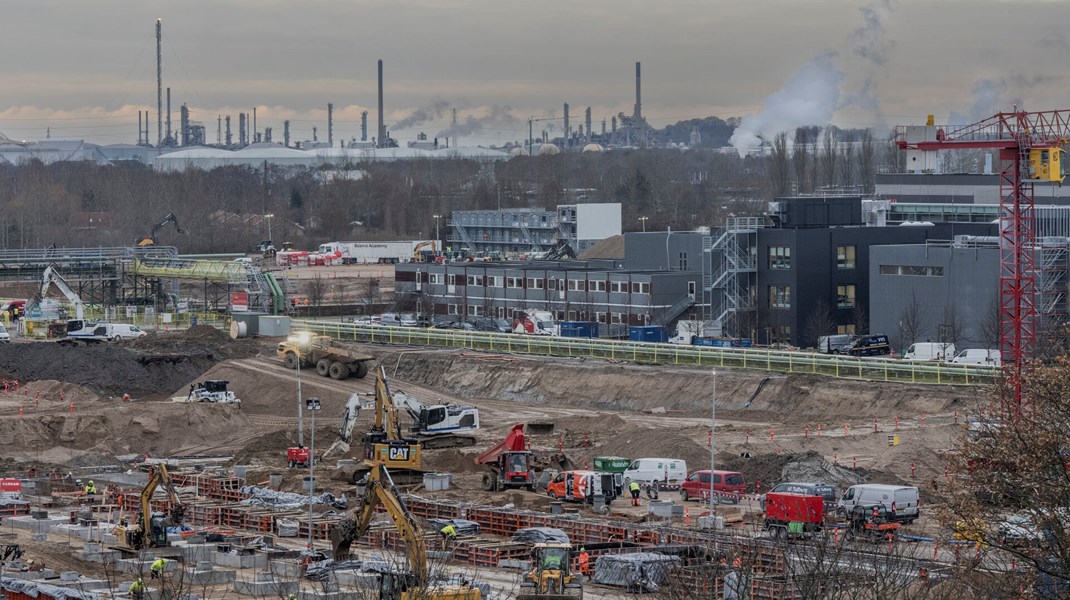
[728,54,844,156]
[851,0,894,66]
[393,99,451,130]
[948,74,1052,125]
[436,105,517,138]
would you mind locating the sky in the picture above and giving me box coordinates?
[0,0,1066,146]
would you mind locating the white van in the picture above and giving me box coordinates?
[96,323,147,341]
[623,458,688,489]
[950,348,1001,366]
[903,342,955,362]
[0,323,9,342]
[837,484,919,524]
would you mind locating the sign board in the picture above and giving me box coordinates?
[0,478,22,500]
[230,292,249,313]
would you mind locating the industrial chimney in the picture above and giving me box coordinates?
[563,103,570,149]
[585,107,592,144]
[165,87,172,146]
[361,111,368,141]
[284,120,291,147]
[327,103,334,147]
[156,18,162,147]
[634,61,642,122]
[377,59,386,147]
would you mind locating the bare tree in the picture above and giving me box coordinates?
[977,295,1001,350]
[306,272,328,307]
[820,128,837,190]
[803,298,837,349]
[792,128,811,194]
[894,291,925,353]
[851,304,868,335]
[859,129,875,194]
[941,304,967,349]
[839,140,855,188]
[768,132,791,198]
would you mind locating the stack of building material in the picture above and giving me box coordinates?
[592,553,682,592]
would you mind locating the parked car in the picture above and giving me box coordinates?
[951,348,1001,366]
[623,458,688,489]
[847,334,891,356]
[380,313,403,326]
[903,342,955,362]
[837,484,919,524]
[106,323,147,341]
[816,334,855,354]
[680,469,746,503]
[413,314,431,327]
[759,482,837,511]
[0,323,9,342]
[398,313,419,327]
[492,318,512,333]
[448,321,476,331]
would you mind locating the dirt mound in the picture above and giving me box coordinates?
[130,325,264,360]
[720,451,866,490]
[423,448,483,474]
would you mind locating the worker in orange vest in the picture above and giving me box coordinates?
[577,547,590,577]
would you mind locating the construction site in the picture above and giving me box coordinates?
[0,277,1009,600]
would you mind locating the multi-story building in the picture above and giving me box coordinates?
[448,204,621,256]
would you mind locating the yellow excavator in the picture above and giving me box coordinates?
[330,463,480,600]
[113,464,186,550]
[517,544,584,600]
[339,366,423,483]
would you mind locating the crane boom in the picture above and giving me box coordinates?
[896,109,1070,408]
[39,265,84,320]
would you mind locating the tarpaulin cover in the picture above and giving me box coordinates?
[511,527,569,545]
[239,486,347,510]
[592,553,682,592]
[428,518,481,536]
[303,559,364,581]
[1,577,99,600]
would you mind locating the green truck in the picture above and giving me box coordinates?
[593,456,630,474]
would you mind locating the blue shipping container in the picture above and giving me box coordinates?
[629,326,668,343]
[560,321,599,338]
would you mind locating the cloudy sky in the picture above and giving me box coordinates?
[0,0,1065,146]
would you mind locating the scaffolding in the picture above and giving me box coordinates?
[1036,239,1068,320]
[708,217,764,338]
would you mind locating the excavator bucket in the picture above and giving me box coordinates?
[330,518,358,558]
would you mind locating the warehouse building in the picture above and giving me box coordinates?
[448,204,622,256]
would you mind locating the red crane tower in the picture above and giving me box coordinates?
[896,110,1069,406]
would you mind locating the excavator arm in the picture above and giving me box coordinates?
[38,265,85,320]
[138,212,184,246]
[372,366,405,440]
[330,464,429,584]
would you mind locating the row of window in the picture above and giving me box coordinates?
[442,305,645,324]
[879,265,945,277]
[429,273,651,294]
[766,285,856,309]
[767,245,856,270]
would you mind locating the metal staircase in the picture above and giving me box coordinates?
[650,294,696,326]
[709,217,764,337]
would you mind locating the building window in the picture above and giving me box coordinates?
[771,325,792,342]
[879,265,945,277]
[769,285,791,308]
[769,246,791,270]
[678,252,688,271]
[595,312,606,323]
[611,313,623,324]
[487,276,503,288]
[836,285,856,308]
[527,277,544,289]
[466,275,484,286]
[590,280,606,292]
[429,273,444,285]
[497,306,506,318]
[568,279,585,292]
[447,304,460,315]
[631,282,650,295]
[447,274,456,287]
[837,324,856,335]
[507,277,523,288]
[836,245,856,269]
[467,305,484,316]
[568,311,577,320]
[546,279,557,291]
[610,281,627,293]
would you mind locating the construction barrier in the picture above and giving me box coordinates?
[292,320,997,386]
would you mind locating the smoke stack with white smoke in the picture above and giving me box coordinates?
[394,99,451,130]
[728,54,844,156]
[436,105,517,140]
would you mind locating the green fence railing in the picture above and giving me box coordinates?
[291,320,997,387]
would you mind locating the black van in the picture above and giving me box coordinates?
[847,334,891,356]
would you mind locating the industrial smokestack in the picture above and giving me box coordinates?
[452,108,457,149]
[563,103,570,149]
[217,115,221,145]
[634,61,642,122]
[138,111,143,145]
[165,87,172,146]
[180,103,189,146]
[327,103,334,147]
[361,111,368,141]
[225,115,232,146]
[156,18,162,147]
[377,59,386,147]
[252,107,257,142]
[585,107,592,144]
[239,112,246,146]
[313,126,317,142]
[284,120,290,147]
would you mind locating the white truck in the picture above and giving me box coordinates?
[316,240,432,265]
[513,310,559,336]
[668,320,719,345]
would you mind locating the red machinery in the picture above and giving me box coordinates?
[896,110,1070,407]
[475,423,535,491]
[287,446,312,468]
[763,492,824,537]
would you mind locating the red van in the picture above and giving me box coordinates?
[679,470,746,503]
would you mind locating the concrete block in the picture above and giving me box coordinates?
[299,592,373,600]
[269,560,301,578]
[31,534,46,542]
[233,574,297,597]
[214,551,267,569]
[187,568,235,585]
[60,571,81,581]
[333,571,379,589]
[84,542,102,553]
[182,544,214,562]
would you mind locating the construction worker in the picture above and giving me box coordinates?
[629,480,641,506]
[540,550,562,570]
[577,547,590,576]
[150,557,168,579]
[439,523,457,542]
[129,577,145,600]
[122,393,131,402]
[84,480,97,496]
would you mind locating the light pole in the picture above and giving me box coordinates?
[306,396,321,548]
[638,216,648,232]
[710,370,717,522]
[295,332,308,447]
[432,214,441,250]
[265,213,274,243]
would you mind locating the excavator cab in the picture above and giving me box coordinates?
[518,544,583,600]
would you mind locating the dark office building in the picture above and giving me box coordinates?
[755,196,996,346]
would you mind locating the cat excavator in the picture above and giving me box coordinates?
[330,463,480,600]
[135,213,184,246]
[113,464,185,550]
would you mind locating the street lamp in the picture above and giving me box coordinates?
[432,214,442,250]
[709,370,717,522]
[265,213,275,243]
[638,216,649,232]
[306,396,321,548]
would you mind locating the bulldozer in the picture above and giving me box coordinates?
[517,543,584,600]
